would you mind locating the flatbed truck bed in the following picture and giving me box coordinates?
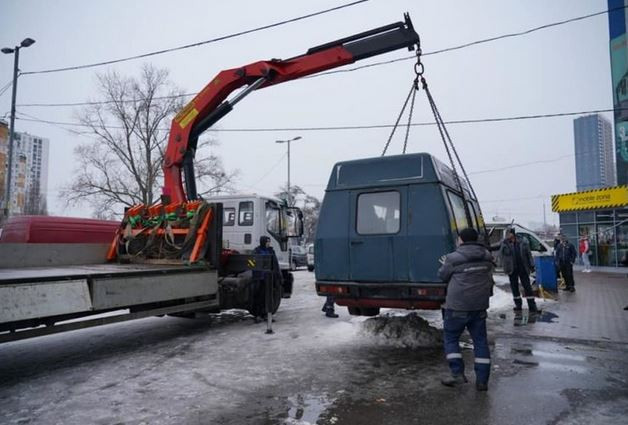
[0,244,220,343]
[0,262,209,284]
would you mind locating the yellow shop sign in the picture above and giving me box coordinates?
[551,186,628,212]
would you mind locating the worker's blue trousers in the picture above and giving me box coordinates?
[443,309,491,385]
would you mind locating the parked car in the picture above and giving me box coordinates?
[290,245,308,270]
[307,243,315,272]
[486,221,553,270]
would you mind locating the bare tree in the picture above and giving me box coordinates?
[61,64,237,218]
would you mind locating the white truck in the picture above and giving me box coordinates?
[0,200,303,343]
[205,194,303,297]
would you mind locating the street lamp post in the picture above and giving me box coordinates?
[275,136,302,205]
[2,37,35,218]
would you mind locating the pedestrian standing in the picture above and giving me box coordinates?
[579,235,591,273]
[321,295,338,318]
[500,228,539,313]
[438,228,494,391]
[556,235,577,292]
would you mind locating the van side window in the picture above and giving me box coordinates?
[357,191,400,235]
[223,208,235,226]
[468,202,480,230]
[239,201,254,226]
[447,192,469,232]
[520,233,545,252]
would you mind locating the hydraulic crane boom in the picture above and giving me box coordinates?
[163,13,420,203]
[108,13,420,265]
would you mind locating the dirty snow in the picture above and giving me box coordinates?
[360,312,443,348]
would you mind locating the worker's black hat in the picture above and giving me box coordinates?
[460,228,478,242]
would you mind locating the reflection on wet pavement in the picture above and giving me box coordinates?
[513,310,559,326]
[285,394,334,424]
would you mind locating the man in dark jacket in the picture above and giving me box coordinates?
[500,228,539,313]
[251,236,283,319]
[555,234,577,292]
[438,228,494,391]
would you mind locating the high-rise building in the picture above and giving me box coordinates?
[0,120,50,215]
[574,114,615,191]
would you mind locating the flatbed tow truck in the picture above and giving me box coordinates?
[0,14,421,343]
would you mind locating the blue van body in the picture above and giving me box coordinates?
[315,153,484,314]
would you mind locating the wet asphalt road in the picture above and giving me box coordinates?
[1,270,627,424]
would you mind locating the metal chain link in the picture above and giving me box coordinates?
[382,41,423,156]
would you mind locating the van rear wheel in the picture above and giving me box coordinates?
[360,307,380,316]
[347,307,380,316]
[348,307,361,316]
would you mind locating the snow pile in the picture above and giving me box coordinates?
[488,285,513,312]
[360,312,443,348]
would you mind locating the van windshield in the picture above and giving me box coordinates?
[520,233,546,252]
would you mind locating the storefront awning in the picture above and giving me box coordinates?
[551,186,628,212]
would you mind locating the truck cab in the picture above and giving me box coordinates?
[206,194,303,295]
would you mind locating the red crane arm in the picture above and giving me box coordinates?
[163,13,420,203]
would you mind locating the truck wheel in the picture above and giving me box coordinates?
[247,278,282,318]
[360,307,380,317]
[307,265,314,272]
[348,307,362,316]
[282,272,294,299]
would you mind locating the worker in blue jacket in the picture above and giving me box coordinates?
[251,236,283,319]
[438,228,494,391]
[555,234,577,292]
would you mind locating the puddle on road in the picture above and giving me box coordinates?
[284,394,334,425]
[513,311,559,326]
[360,312,443,349]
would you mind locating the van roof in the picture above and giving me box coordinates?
[325,152,472,195]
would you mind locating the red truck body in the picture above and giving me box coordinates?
[0,216,118,244]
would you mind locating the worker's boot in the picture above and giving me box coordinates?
[441,374,468,387]
[513,299,523,312]
[476,381,488,391]
[325,306,339,318]
[527,298,539,314]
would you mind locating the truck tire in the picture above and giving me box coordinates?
[247,278,282,318]
[282,271,294,298]
[307,265,314,272]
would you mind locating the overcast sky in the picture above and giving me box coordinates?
[0,0,614,227]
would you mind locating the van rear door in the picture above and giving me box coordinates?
[349,188,408,282]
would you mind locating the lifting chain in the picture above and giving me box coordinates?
[381,40,423,157]
[381,38,488,241]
